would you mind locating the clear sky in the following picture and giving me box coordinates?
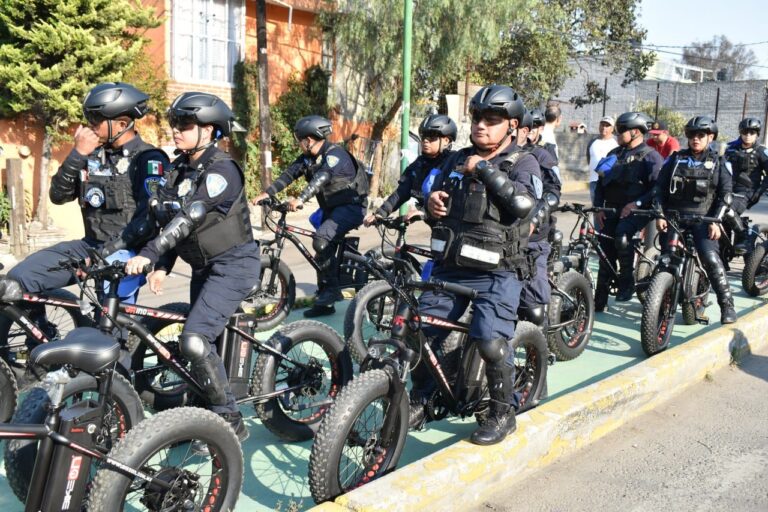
[638,0,768,79]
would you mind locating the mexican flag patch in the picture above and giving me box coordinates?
[147,160,164,176]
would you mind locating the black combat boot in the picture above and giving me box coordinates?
[594,277,610,312]
[615,253,635,302]
[470,362,516,445]
[703,252,737,325]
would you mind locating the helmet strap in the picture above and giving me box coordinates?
[178,126,217,157]
[106,119,135,147]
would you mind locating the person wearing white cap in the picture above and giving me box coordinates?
[586,116,618,203]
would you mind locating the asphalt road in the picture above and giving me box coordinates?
[471,343,768,512]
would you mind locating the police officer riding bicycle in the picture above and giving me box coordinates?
[420,84,537,446]
[254,115,368,317]
[126,92,258,443]
[654,115,737,325]
[593,112,664,310]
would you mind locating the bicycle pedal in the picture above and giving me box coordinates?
[696,315,709,325]
[547,353,557,366]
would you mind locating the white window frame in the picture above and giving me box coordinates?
[171,0,246,87]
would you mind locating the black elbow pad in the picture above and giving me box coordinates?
[510,192,535,219]
[152,201,207,254]
[299,171,331,202]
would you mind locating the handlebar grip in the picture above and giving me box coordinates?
[632,209,660,217]
[429,278,478,299]
[698,216,722,224]
[256,197,274,206]
[142,263,155,274]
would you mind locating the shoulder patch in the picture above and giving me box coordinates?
[206,173,228,198]
[551,165,561,182]
[531,175,543,200]
[724,161,733,175]
[763,148,768,158]
[144,176,163,196]
[147,160,164,176]
[326,155,340,168]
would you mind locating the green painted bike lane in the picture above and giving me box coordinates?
[1,272,766,511]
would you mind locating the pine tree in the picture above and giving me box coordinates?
[0,0,159,226]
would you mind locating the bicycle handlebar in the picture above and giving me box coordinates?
[408,277,478,298]
[558,203,616,215]
[633,209,723,225]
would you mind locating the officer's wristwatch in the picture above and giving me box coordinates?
[635,200,643,208]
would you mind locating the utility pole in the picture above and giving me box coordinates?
[398,0,413,216]
[256,0,273,191]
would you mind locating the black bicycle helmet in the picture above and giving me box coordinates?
[529,108,545,128]
[739,117,762,134]
[615,112,652,134]
[684,116,718,140]
[83,82,149,123]
[418,114,457,141]
[294,115,333,140]
[520,111,533,130]
[167,92,242,138]
[469,85,525,124]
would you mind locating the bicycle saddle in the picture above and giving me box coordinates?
[30,327,121,374]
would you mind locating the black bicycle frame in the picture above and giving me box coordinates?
[0,376,171,512]
[261,207,323,275]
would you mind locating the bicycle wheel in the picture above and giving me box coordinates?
[343,279,397,364]
[742,242,768,297]
[308,368,408,503]
[4,372,144,502]
[129,302,191,411]
[641,271,676,357]
[0,289,90,378]
[251,320,353,442]
[682,269,709,326]
[513,321,549,413]
[88,407,243,512]
[0,357,17,423]
[547,271,594,361]
[242,254,296,332]
[635,247,659,304]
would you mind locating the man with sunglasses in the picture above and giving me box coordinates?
[253,115,368,317]
[364,114,456,226]
[593,112,664,310]
[3,83,168,347]
[419,85,538,445]
[723,117,768,254]
[654,116,736,324]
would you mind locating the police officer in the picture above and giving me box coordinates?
[593,112,664,310]
[417,85,537,446]
[723,117,768,254]
[363,114,456,225]
[253,115,368,317]
[517,110,562,327]
[526,108,557,160]
[654,116,736,325]
[4,83,169,332]
[126,92,258,443]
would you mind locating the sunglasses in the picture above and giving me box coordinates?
[470,112,507,125]
[741,129,759,136]
[84,110,107,126]
[167,109,198,131]
[686,131,708,140]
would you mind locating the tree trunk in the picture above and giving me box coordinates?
[256,0,273,192]
[367,97,403,200]
[35,130,52,227]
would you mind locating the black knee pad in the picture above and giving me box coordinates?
[475,337,508,365]
[179,332,212,363]
[700,249,722,271]
[313,236,331,254]
[0,277,23,302]
[527,305,547,326]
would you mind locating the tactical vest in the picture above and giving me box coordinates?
[431,150,529,272]
[408,153,450,205]
[667,150,719,215]
[725,144,765,194]
[309,144,369,210]
[602,145,654,206]
[154,149,253,268]
[81,142,156,243]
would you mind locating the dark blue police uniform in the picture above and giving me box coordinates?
[724,140,768,214]
[266,141,367,305]
[375,151,454,217]
[8,135,169,299]
[593,142,664,304]
[140,145,259,415]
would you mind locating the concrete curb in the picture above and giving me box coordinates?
[311,305,768,511]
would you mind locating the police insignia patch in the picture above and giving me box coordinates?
[144,176,163,196]
[724,161,733,174]
[704,160,714,170]
[551,165,562,181]
[326,155,340,168]
[177,178,193,197]
[116,158,130,174]
[147,160,164,176]
[763,148,768,158]
[206,173,228,197]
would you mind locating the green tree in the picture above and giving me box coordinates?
[320,0,526,197]
[635,100,686,138]
[477,0,655,106]
[0,0,160,226]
